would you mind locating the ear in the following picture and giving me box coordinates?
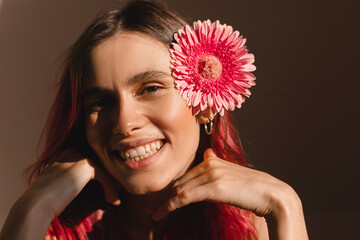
[197,108,215,124]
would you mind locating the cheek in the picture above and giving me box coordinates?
[85,113,111,154]
[145,91,200,150]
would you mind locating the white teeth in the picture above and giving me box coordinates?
[129,149,137,158]
[150,143,156,151]
[136,146,146,155]
[118,140,164,161]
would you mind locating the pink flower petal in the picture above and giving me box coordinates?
[192,90,202,107]
[214,24,224,42]
[219,108,225,116]
[220,25,233,42]
[226,30,239,45]
[185,25,195,46]
[200,96,208,111]
[170,20,256,116]
[208,93,214,107]
[193,105,201,115]
[242,64,256,72]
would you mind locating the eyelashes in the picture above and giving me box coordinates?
[138,84,163,95]
[85,84,165,113]
[86,96,114,112]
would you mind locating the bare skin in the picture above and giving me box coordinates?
[0,33,308,240]
[0,150,121,240]
[0,149,307,240]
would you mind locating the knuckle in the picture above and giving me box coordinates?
[202,160,210,169]
[179,189,191,204]
[207,168,221,179]
[76,158,92,168]
[174,186,183,195]
[168,198,177,210]
[203,158,217,169]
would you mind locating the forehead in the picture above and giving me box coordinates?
[88,32,171,88]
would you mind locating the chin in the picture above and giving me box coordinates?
[121,173,173,195]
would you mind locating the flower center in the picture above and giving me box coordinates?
[197,55,223,81]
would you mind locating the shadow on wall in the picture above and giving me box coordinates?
[0,0,121,228]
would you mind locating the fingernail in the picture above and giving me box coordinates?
[113,199,121,206]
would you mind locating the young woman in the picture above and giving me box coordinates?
[0,1,308,239]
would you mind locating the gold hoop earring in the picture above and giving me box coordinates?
[204,119,213,135]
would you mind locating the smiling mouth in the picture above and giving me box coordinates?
[114,140,165,161]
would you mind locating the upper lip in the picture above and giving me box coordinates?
[111,137,164,151]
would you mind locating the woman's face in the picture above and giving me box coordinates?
[84,32,200,195]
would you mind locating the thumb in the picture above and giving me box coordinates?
[203,148,217,160]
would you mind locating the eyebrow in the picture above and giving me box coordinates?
[84,87,113,99]
[127,70,171,86]
[84,70,172,99]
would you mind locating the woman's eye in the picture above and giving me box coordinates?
[141,85,162,94]
[87,97,113,111]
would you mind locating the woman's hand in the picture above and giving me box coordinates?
[26,149,121,219]
[151,148,308,240]
[0,149,121,240]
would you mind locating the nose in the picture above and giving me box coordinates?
[112,98,146,136]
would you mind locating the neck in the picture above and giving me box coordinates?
[118,188,174,240]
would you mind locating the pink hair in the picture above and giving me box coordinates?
[25,1,257,239]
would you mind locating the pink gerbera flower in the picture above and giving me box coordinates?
[170,20,256,116]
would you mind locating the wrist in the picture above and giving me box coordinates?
[16,192,55,230]
[0,195,53,240]
[265,182,308,240]
[268,182,302,219]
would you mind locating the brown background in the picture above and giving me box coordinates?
[0,0,359,239]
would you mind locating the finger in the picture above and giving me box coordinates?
[175,172,214,195]
[203,148,217,160]
[144,181,176,214]
[173,148,218,188]
[204,148,241,168]
[152,183,216,221]
[153,167,221,218]
[146,173,212,214]
[93,166,121,206]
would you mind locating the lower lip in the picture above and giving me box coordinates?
[119,142,166,170]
